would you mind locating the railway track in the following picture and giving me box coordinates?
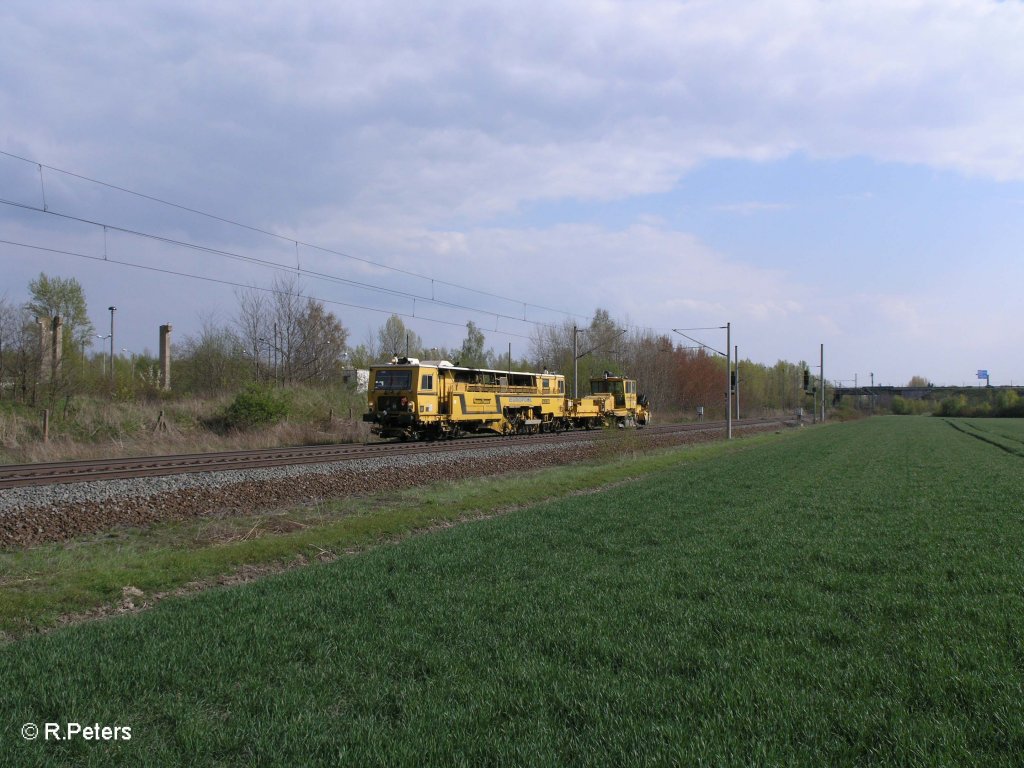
[0,418,786,490]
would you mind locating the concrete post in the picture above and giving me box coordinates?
[159,324,172,391]
[51,315,63,379]
[37,318,51,384]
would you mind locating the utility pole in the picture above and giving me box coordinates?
[108,306,116,385]
[819,343,825,423]
[671,323,732,439]
[726,322,732,440]
[573,325,579,399]
[734,344,740,421]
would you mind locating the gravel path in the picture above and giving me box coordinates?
[0,424,782,548]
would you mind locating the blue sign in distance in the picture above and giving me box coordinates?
[977,370,989,379]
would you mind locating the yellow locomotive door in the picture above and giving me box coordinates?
[437,368,450,417]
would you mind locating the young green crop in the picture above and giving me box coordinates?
[2,417,1023,766]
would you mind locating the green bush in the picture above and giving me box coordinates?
[996,389,1023,416]
[221,385,290,430]
[890,396,931,415]
[938,395,966,417]
[935,391,1024,418]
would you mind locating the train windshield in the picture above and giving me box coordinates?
[374,369,413,391]
[590,379,624,395]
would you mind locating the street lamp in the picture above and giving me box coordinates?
[95,333,111,377]
[108,306,116,384]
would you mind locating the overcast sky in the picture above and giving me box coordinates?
[3,0,1024,386]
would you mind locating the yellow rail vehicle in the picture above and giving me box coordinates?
[564,374,650,429]
[588,373,652,428]
[363,358,567,440]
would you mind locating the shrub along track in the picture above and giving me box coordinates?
[0,419,789,549]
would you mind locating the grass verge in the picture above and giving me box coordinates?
[4,416,1023,765]
[0,429,788,638]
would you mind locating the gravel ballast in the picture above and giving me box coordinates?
[0,424,783,548]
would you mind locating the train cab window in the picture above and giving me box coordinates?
[591,380,624,395]
[374,370,412,391]
[420,374,434,391]
[558,380,564,394]
[542,378,550,391]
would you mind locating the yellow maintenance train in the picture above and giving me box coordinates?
[363,357,650,440]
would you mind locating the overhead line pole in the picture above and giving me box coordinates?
[573,325,627,400]
[735,344,740,421]
[573,325,578,400]
[671,323,732,440]
[108,306,116,385]
[726,323,732,440]
[820,343,825,423]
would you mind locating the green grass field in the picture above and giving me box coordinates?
[3,417,1024,766]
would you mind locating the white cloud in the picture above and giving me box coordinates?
[3,0,1024,384]
[6,0,1024,222]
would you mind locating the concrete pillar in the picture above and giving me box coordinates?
[51,315,63,378]
[37,318,51,384]
[159,323,172,391]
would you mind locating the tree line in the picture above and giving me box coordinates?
[2,272,815,417]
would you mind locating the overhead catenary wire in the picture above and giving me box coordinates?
[1,148,706,343]
[671,327,728,357]
[0,148,587,322]
[0,237,534,340]
[0,196,560,331]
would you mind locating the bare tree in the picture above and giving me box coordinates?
[290,299,348,382]
[235,286,271,380]
[236,276,349,384]
[529,320,573,374]
[623,331,676,409]
[1,305,44,404]
[0,297,16,401]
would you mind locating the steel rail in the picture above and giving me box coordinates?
[0,418,786,489]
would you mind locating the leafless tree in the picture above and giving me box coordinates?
[235,276,349,384]
[1,304,45,404]
[0,297,16,401]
